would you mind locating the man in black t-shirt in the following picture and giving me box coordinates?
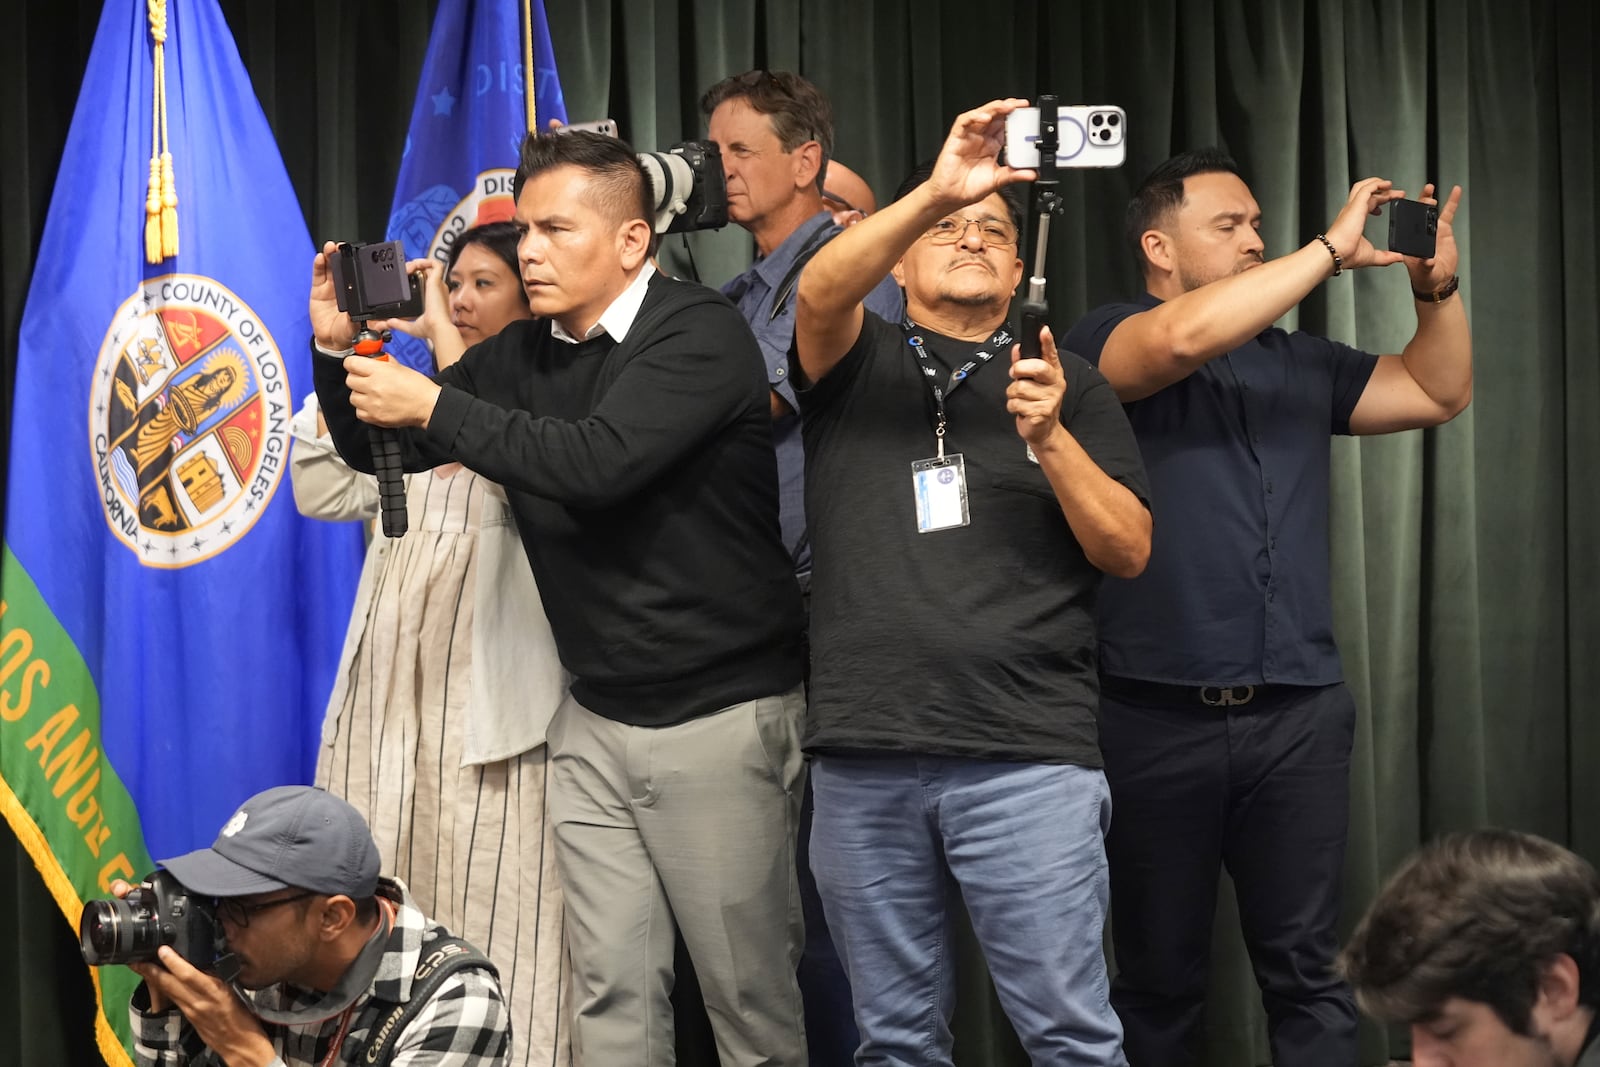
[791,98,1152,1067]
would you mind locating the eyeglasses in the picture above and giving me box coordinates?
[821,189,862,215]
[923,215,1018,246]
[216,890,316,928]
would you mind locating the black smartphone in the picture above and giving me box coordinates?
[1388,199,1438,259]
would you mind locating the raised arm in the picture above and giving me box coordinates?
[1099,177,1407,401]
[794,98,1034,383]
[1348,183,1472,434]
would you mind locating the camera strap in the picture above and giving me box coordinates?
[354,936,498,1067]
[767,222,841,324]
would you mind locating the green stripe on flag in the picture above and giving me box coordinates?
[1,544,153,1065]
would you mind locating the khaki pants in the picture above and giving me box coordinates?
[547,688,809,1067]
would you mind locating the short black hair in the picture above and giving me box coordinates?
[701,69,834,194]
[352,894,379,926]
[1340,829,1600,1034]
[893,160,1026,239]
[1125,148,1243,273]
[512,130,656,254]
[443,220,522,279]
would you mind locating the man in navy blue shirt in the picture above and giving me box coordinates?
[1064,148,1472,1067]
[700,68,900,1064]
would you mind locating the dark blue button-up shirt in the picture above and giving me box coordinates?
[723,211,903,578]
[1064,292,1378,687]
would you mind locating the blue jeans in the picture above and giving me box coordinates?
[810,755,1127,1067]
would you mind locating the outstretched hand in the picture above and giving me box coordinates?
[1322,177,1407,271]
[927,99,1037,211]
[309,240,358,351]
[1404,182,1463,292]
[1008,325,1066,447]
[371,259,455,346]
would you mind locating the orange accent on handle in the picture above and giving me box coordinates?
[353,338,387,356]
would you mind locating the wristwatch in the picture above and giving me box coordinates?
[1413,275,1461,303]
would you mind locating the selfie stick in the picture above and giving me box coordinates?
[352,324,409,537]
[1020,94,1063,360]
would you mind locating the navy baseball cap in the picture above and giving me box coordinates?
[159,786,381,899]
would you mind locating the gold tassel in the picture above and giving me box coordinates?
[146,0,176,263]
[159,151,178,257]
[145,157,163,264]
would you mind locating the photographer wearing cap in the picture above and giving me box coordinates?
[1341,829,1600,1067]
[792,98,1151,1066]
[120,785,509,1067]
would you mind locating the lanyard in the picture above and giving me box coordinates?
[901,319,1012,457]
[316,896,397,1067]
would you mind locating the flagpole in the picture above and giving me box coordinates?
[522,0,536,131]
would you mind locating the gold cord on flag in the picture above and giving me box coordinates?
[146,0,178,263]
[522,0,537,132]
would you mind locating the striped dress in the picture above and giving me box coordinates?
[292,432,571,1067]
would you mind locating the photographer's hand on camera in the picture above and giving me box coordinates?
[135,947,276,1067]
[926,98,1036,211]
[343,355,442,430]
[1321,177,1407,272]
[109,879,169,1013]
[309,240,358,351]
[1403,182,1463,294]
[109,877,277,1067]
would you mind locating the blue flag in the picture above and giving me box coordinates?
[386,0,568,370]
[0,1,363,1059]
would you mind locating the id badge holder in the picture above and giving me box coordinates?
[911,453,970,533]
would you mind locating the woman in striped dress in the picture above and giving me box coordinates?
[291,222,571,1066]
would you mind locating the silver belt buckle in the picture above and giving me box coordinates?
[1199,685,1256,707]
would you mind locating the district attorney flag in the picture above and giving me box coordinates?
[386,0,568,371]
[0,0,362,1060]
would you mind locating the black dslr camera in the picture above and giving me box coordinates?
[80,870,236,978]
[326,240,426,322]
[637,142,729,235]
[556,122,729,236]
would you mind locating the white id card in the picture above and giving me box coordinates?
[911,454,970,533]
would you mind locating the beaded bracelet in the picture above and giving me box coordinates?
[1313,233,1343,276]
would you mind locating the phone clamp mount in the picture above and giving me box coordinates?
[326,239,421,539]
[1019,94,1066,360]
[352,323,408,538]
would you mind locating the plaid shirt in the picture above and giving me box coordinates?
[130,878,509,1066]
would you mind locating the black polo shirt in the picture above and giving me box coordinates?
[797,312,1150,764]
[1064,292,1378,688]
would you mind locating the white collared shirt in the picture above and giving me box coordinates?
[549,262,657,345]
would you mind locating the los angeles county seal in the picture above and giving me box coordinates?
[390,167,518,269]
[88,274,290,567]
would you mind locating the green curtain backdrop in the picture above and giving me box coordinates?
[3,2,1595,1064]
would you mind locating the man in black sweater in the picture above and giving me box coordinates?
[311,131,808,1067]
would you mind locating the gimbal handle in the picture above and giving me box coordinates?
[353,325,409,538]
